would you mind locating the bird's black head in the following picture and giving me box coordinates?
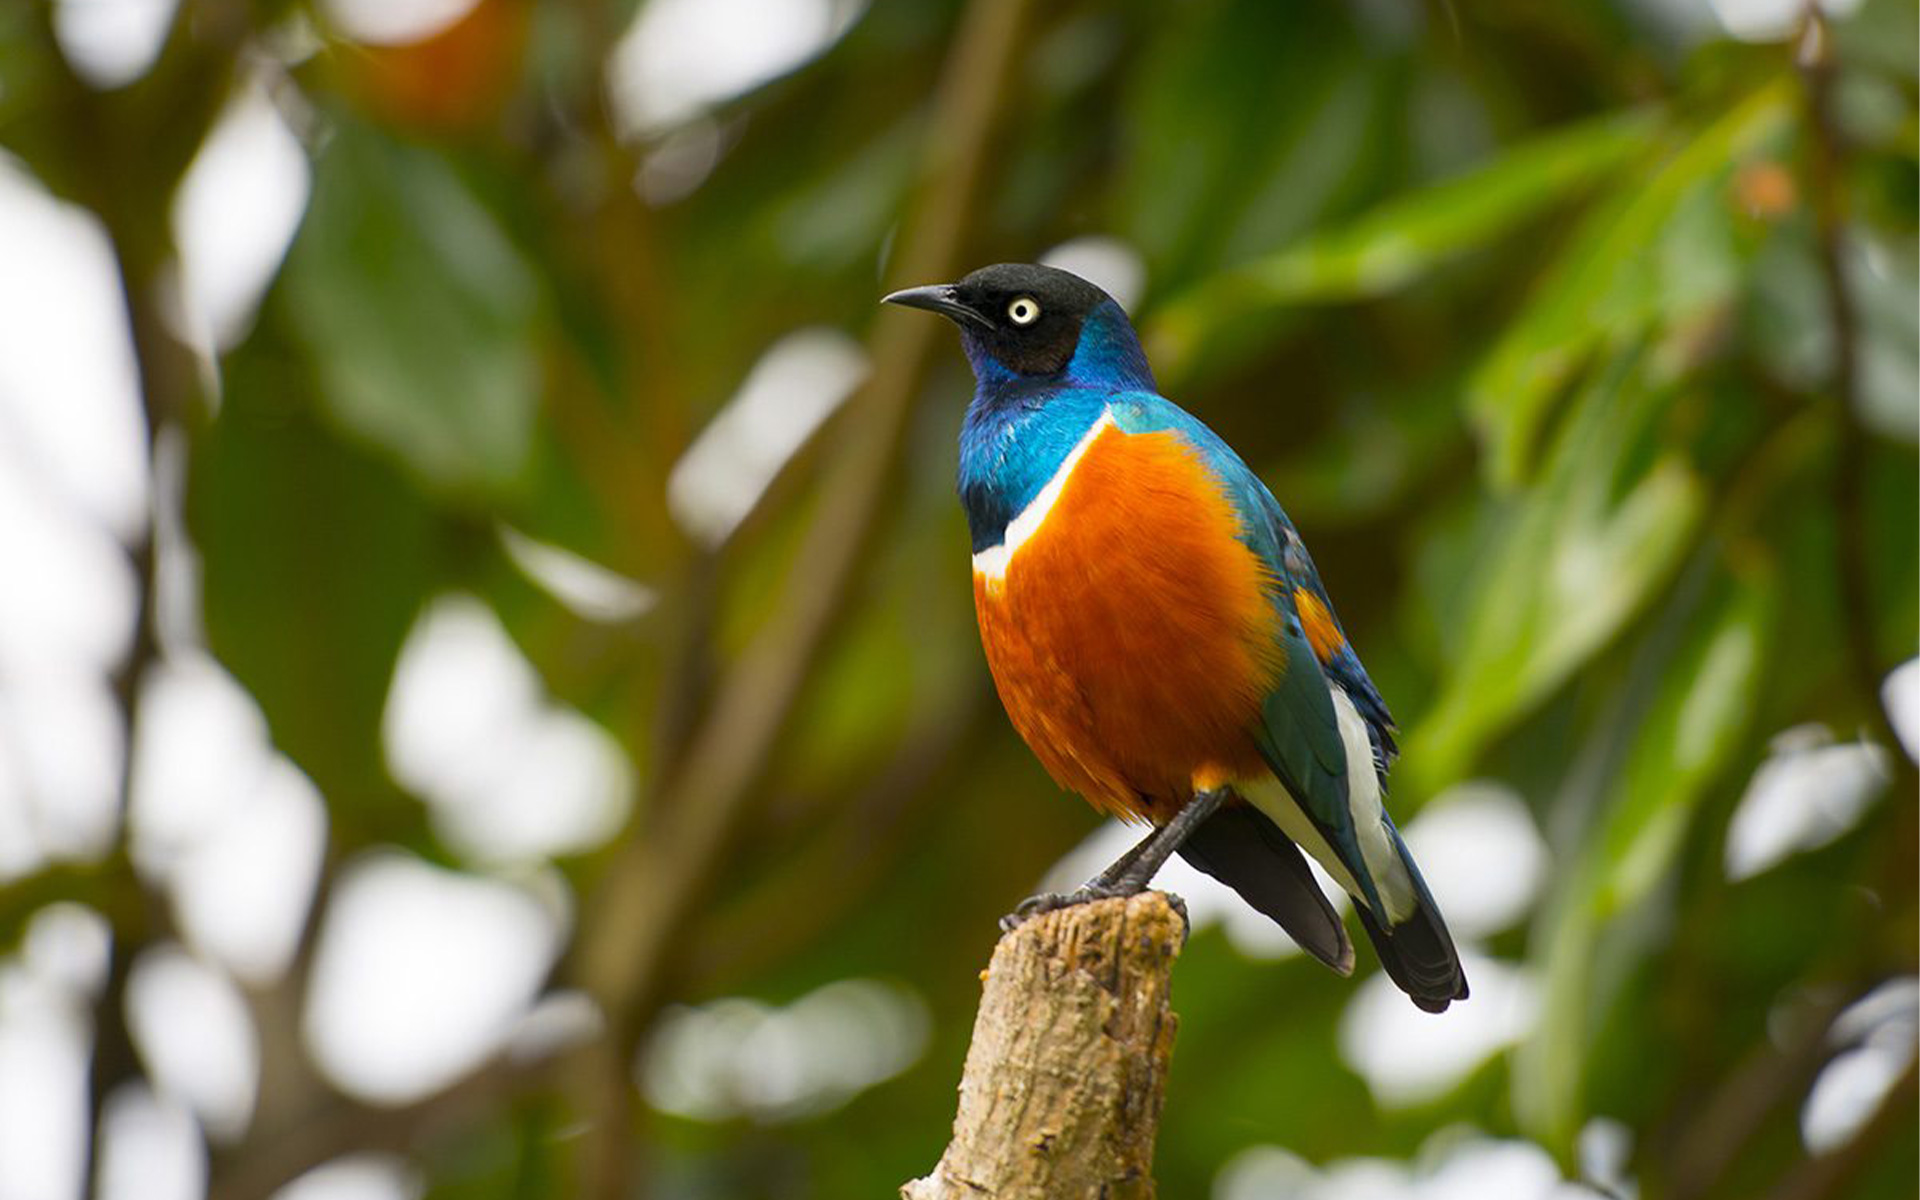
[884,263,1116,378]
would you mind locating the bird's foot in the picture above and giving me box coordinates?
[997,884,1191,936]
[997,882,1125,933]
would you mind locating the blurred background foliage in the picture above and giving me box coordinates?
[0,0,1915,1198]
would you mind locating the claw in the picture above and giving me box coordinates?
[1163,891,1190,940]
[998,883,1125,932]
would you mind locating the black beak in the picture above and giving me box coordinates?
[882,283,992,332]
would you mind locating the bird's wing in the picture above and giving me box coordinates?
[1109,392,1394,918]
[1265,497,1398,768]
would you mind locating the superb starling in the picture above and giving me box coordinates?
[886,263,1467,1012]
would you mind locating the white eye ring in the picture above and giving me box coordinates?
[1007,296,1041,326]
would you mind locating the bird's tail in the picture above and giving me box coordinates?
[1352,829,1468,1013]
[1176,803,1354,976]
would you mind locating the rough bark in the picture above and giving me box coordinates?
[903,893,1184,1200]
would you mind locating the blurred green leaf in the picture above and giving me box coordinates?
[1148,107,1658,380]
[281,118,543,496]
[1403,351,1707,793]
[1515,558,1778,1153]
[1115,0,1373,287]
[1467,81,1794,489]
[1598,571,1776,913]
[1212,68,1383,267]
[1271,376,1468,524]
[0,9,60,167]
[191,345,443,833]
[1836,0,1920,86]
[770,116,921,273]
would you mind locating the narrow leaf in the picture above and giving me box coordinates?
[1402,349,1707,793]
[281,118,543,496]
[1515,560,1778,1153]
[1467,81,1793,488]
[1147,107,1658,381]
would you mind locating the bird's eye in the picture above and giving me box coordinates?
[1007,297,1041,326]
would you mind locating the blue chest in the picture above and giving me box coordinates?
[956,391,1108,552]
[954,300,1156,553]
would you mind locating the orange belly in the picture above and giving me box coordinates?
[972,421,1284,822]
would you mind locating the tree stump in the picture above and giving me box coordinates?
[902,892,1184,1199]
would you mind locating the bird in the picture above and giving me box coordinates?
[884,263,1468,1012]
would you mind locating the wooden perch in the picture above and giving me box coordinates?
[903,893,1185,1200]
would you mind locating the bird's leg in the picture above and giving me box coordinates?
[1000,788,1228,932]
[1090,825,1158,888]
[1105,786,1227,893]
[995,825,1159,931]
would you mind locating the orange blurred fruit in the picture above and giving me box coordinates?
[340,0,529,134]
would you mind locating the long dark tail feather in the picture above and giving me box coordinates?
[1176,804,1354,976]
[1354,836,1469,1013]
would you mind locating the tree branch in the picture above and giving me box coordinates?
[24,4,240,1193]
[903,894,1184,1200]
[207,1045,579,1200]
[1766,1056,1918,1200]
[1663,987,1849,1200]
[1795,5,1896,748]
